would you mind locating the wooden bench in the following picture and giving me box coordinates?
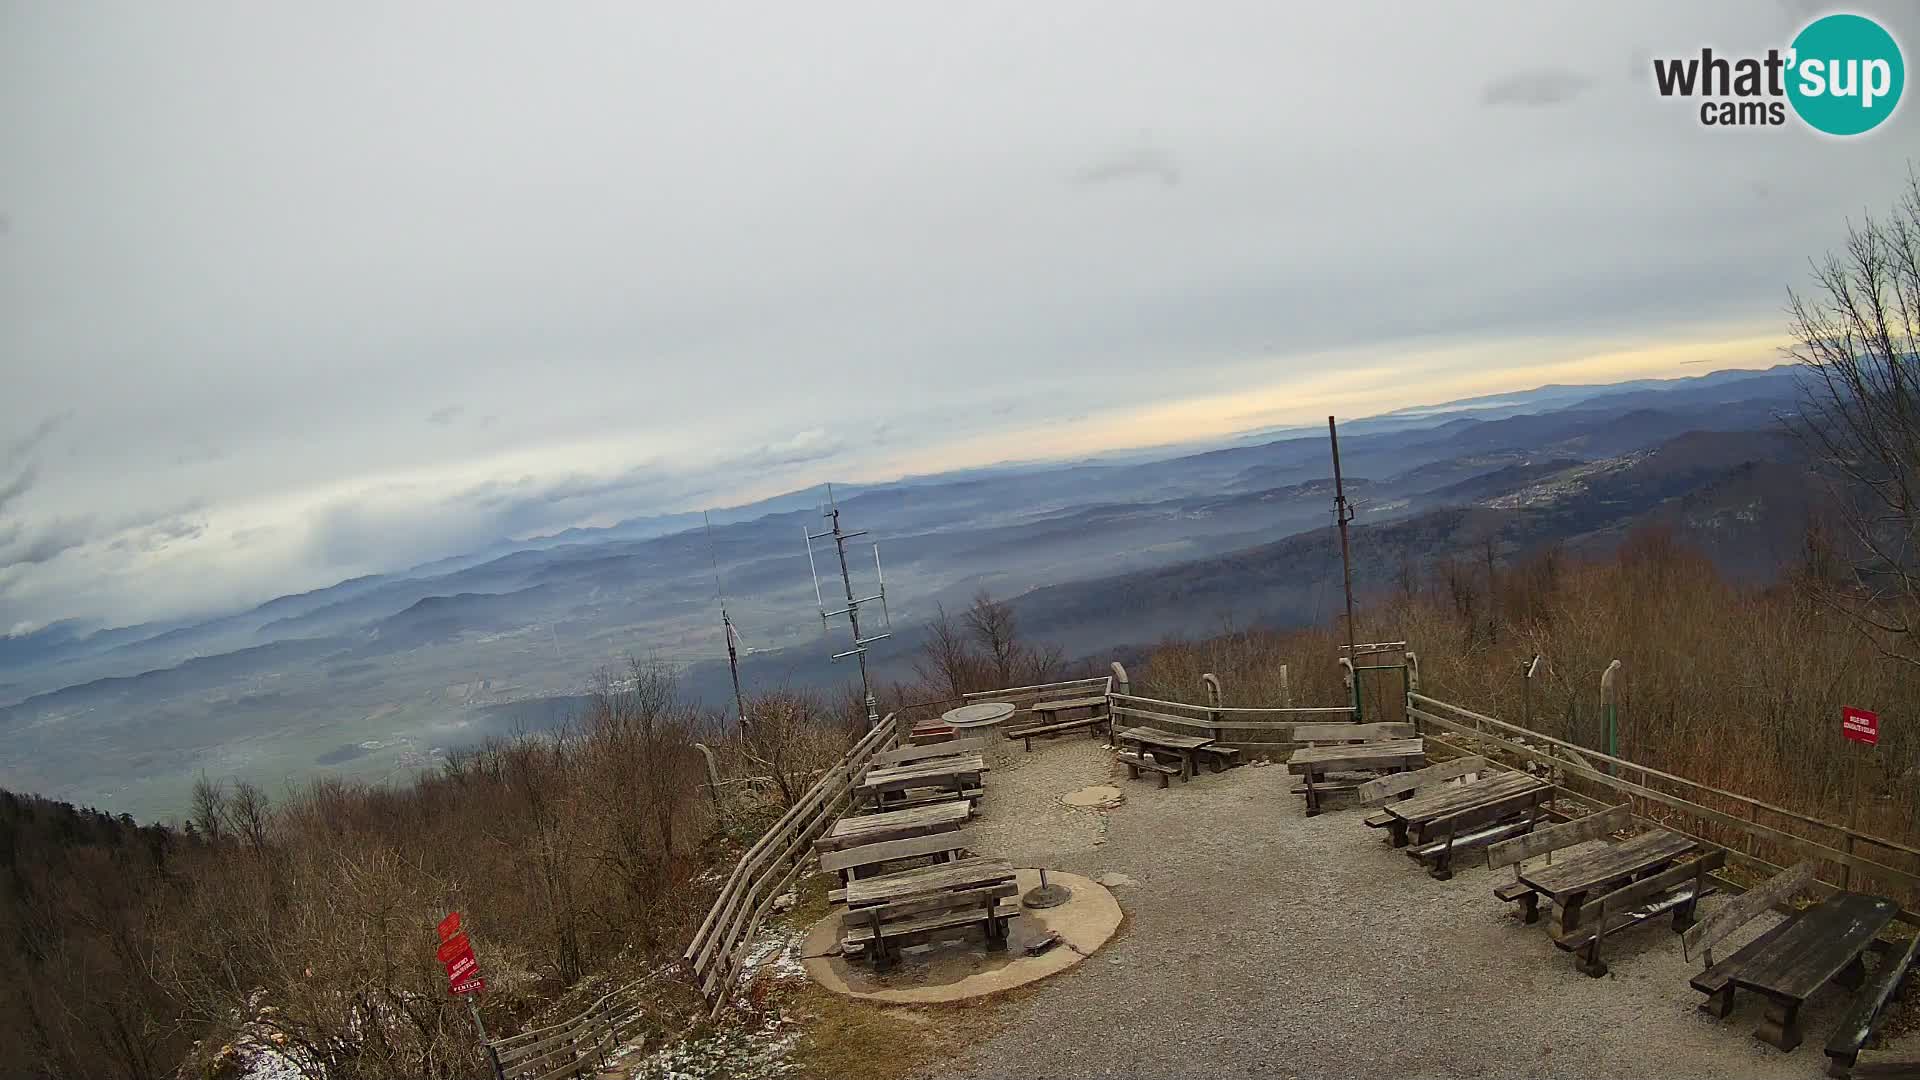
[1290,736,1424,816]
[1196,745,1241,772]
[1407,811,1539,881]
[1549,849,1725,977]
[840,857,1019,970]
[1682,860,1903,1053]
[1486,805,1633,925]
[819,829,976,888]
[871,737,987,767]
[1827,931,1920,1078]
[1116,751,1181,788]
[1356,756,1483,819]
[814,800,971,853]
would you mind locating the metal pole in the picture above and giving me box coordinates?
[829,503,879,728]
[1328,417,1358,662]
[467,997,506,1080]
[723,610,747,729]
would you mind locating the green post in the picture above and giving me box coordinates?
[1600,660,1621,773]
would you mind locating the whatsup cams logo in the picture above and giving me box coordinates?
[1652,12,1904,134]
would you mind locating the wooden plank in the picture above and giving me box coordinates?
[1730,893,1899,1002]
[1520,830,1697,897]
[1291,722,1415,743]
[1114,725,1213,750]
[817,829,975,875]
[1692,914,1801,996]
[871,738,987,766]
[1826,931,1920,1076]
[815,800,970,852]
[844,856,1015,907]
[1487,805,1632,870]
[1286,738,1424,772]
[1356,756,1485,806]
[1110,705,1343,733]
[1682,860,1817,961]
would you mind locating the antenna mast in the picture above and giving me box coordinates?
[1328,416,1358,658]
[804,484,892,728]
[705,512,749,730]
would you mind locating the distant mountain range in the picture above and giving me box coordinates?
[0,362,1817,820]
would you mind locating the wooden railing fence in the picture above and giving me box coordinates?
[486,970,669,1080]
[683,713,900,1017]
[1107,692,1354,753]
[1407,691,1920,926]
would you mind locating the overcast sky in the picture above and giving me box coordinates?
[2,1,1915,632]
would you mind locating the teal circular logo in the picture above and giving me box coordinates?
[1787,14,1904,135]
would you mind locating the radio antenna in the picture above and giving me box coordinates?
[803,483,891,728]
[705,511,748,730]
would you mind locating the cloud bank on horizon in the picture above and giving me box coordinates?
[1,1,1914,631]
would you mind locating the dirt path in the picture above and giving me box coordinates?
[927,738,1917,1080]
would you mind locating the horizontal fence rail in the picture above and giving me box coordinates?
[488,969,670,1080]
[1407,692,1920,925]
[684,713,900,1017]
[1109,691,1355,750]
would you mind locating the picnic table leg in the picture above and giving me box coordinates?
[1700,985,1736,1019]
[1756,996,1804,1051]
[1387,818,1409,848]
[1181,750,1194,782]
[1429,817,1458,881]
[1518,892,1540,925]
[1558,891,1588,935]
[1304,764,1320,816]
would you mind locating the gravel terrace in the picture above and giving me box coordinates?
[925,737,1918,1080]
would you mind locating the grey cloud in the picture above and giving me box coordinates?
[427,405,465,425]
[0,466,36,516]
[4,412,70,466]
[0,516,93,568]
[1073,148,1180,189]
[1482,68,1592,107]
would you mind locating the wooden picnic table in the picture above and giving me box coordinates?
[1114,725,1214,781]
[843,855,1016,908]
[1288,738,1425,816]
[856,755,985,807]
[1378,770,1547,848]
[1520,828,1697,932]
[815,800,970,853]
[1727,892,1899,1051]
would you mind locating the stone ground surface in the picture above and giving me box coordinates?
[922,736,1919,1080]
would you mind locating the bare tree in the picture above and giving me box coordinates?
[1791,167,1920,668]
[224,781,273,852]
[965,591,1021,687]
[188,775,227,846]
[913,603,980,697]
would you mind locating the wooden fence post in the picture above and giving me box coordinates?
[1339,656,1358,721]
[1110,661,1129,699]
[1599,660,1621,773]
[1278,663,1291,708]
[1201,673,1222,742]
[693,743,722,805]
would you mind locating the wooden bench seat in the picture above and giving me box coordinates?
[1363,810,1397,829]
[1116,751,1181,788]
[1406,815,1536,880]
[872,787,984,812]
[1826,932,1920,1078]
[1690,913,1802,1013]
[819,829,975,884]
[1548,849,1725,977]
[1031,694,1107,713]
[842,899,1022,957]
[1012,716,1107,750]
[872,737,987,767]
[1494,880,1536,903]
[1196,745,1240,771]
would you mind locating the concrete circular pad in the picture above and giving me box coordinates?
[801,869,1120,1004]
[1060,784,1124,809]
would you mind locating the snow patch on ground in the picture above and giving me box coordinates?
[619,1013,799,1080]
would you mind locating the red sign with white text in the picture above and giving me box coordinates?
[1842,707,1879,746]
[438,912,483,995]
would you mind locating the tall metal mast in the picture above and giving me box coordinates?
[1328,416,1358,658]
[705,512,748,730]
[804,484,892,728]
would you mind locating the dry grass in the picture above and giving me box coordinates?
[785,985,1024,1080]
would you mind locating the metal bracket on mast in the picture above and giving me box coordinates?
[802,484,894,728]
